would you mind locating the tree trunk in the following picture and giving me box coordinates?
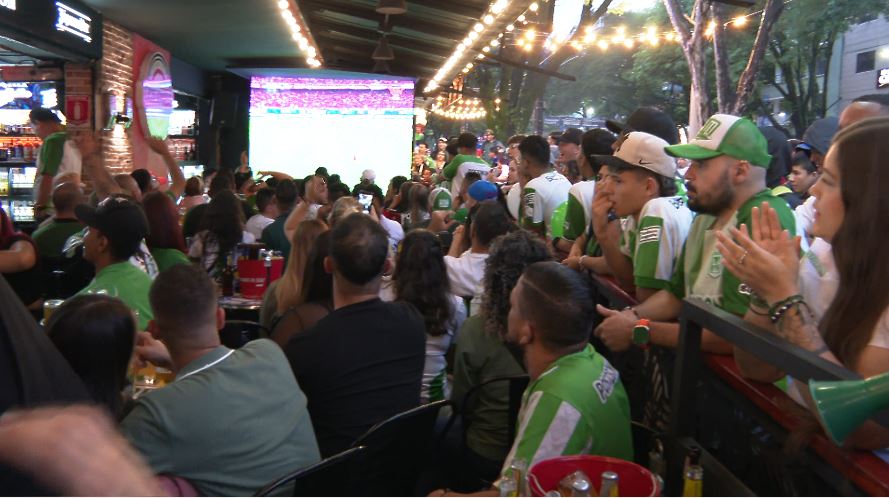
[731,0,784,115]
[711,3,734,113]
[664,0,711,135]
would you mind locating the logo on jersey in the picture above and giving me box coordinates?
[708,252,723,278]
[593,363,619,404]
[669,197,685,210]
[638,226,661,245]
[738,283,752,296]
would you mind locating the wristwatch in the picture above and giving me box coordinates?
[632,319,651,350]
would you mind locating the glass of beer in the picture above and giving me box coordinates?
[43,299,64,323]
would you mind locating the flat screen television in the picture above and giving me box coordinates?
[248,70,415,189]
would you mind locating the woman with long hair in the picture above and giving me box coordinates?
[716,117,889,450]
[142,192,189,273]
[393,230,465,403]
[270,231,334,347]
[188,190,254,280]
[259,219,328,330]
[46,294,136,419]
[449,230,550,485]
[0,206,40,306]
[401,183,430,232]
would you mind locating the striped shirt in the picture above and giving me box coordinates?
[619,196,694,290]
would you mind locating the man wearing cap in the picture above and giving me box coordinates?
[591,132,693,303]
[443,133,491,198]
[791,117,838,245]
[517,136,572,240]
[481,129,504,164]
[74,196,153,330]
[595,114,795,354]
[556,128,583,164]
[30,108,82,221]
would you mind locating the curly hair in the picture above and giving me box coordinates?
[480,230,551,339]
[393,230,453,337]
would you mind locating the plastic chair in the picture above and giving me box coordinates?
[460,374,530,448]
[253,446,367,497]
[349,399,454,496]
[219,320,267,349]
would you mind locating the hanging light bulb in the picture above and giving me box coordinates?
[732,16,748,28]
[529,2,539,12]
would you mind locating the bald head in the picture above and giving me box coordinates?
[51,182,84,217]
[840,97,889,129]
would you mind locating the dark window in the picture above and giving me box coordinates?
[857,51,876,73]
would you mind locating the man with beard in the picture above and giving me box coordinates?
[594,114,795,354]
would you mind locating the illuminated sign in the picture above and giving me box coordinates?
[0,0,16,11]
[879,68,889,89]
[55,1,91,43]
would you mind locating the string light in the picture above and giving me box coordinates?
[732,16,748,27]
[275,0,322,67]
[529,2,538,12]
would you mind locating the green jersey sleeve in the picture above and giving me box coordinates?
[442,156,462,180]
[563,195,587,240]
[633,216,672,289]
[39,132,66,177]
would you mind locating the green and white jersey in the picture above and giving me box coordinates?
[442,154,490,197]
[519,171,571,239]
[501,345,632,474]
[668,189,796,316]
[429,186,453,212]
[619,196,694,290]
[674,176,688,202]
[562,180,596,241]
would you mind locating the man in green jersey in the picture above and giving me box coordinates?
[30,108,81,221]
[595,114,796,354]
[503,261,632,472]
[74,197,153,330]
[442,133,490,198]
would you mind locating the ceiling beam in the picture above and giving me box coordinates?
[405,0,485,19]
[300,0,468,41]
[309,19,454,57]
[314,35,440,76]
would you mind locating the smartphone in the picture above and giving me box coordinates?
[358,193,373,213]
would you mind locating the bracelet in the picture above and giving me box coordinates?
[769,295,805,324]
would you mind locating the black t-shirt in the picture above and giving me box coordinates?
[284,298,426,457]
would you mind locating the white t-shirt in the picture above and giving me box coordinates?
[795,196,816,252]
[505,183,521,220]
[245,214,275,240]
[379,214,404,254]
[788,239,889,440]
[519,171,572,238]
[619,196,694,290]
[444,250,488,298]
[188,230,256,278]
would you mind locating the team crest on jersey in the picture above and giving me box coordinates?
[708,252,723,278]
[669,197,685,210]
[593,363,619,403]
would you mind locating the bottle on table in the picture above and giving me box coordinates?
[221,254,235,297]
[682,446,704,497]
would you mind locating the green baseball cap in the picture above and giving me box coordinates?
[664,114,772,168]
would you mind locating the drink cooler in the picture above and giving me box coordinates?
[237,258,284,299]
[528,455,661,496]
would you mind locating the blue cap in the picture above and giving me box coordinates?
[468,180,499,202]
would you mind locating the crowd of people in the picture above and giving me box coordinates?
[1,94,889,495]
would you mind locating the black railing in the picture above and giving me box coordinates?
[671,297,889,438]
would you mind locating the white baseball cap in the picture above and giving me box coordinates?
[612,131,677,178]
[361,169,376,181]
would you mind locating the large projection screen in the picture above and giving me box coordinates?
[249,70,415,188]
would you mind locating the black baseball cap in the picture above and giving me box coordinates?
[557,128,583,146]
[457,133,478,149]
[606,107,680,145]
[75,196,149,248]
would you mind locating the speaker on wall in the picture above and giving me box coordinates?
[210,92,239,128]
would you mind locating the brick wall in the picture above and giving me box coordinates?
[97,20,134,173]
